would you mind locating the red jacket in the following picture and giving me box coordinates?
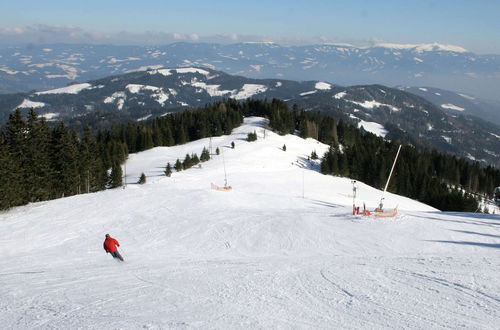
[103,236,120,253]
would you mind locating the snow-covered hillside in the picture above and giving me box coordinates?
[1,42,500,102]
[1,118,499,329]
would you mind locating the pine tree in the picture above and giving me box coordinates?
[50,122,80,198]
[175,159,183,171]
[25,110,52,201]
[163,123,175,146]
[0,134,23,209]
[282,144,287,151]
[165,163,172,177]
[200,147,210,162]
[4,109,28,203]
[80,126,107,193]
[191,153,200,165]
[138,173,146,184]
[109,162,123,188]
[183,153,192,169]
[247,131,257,142]
[216,147,220,155]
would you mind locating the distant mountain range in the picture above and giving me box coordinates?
[398,86,500,126]
[1,67,498,167]
[1,42,499,102]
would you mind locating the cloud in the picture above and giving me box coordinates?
[0,24,475,54]
[0,27,24,35]
[0,25,248,45]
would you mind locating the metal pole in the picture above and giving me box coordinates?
[222,147,228,187]
[352,180,357,214]
[379,145,402,210]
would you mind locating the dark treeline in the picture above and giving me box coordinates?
[109,100,243,153]
[0,101,243,210]
[0,109,127,210]
[1,98,498,212]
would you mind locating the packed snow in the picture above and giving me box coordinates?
[250,64,263,72]
[299,91,317,96]
[123,84,170,105]
[191,82,234,97]
[350,100,400,112]
[136,114,153,122]
[0,117,498,329]
[0,66,20,75]
[315,82,331,90]
[441,104,465,111]
[458,93,475,100]
[125,65,163,73]
[36,83,92,95]
[126,84,160,94]
[104,92,127,110]
[150,68,173,76]
[441,135,452,144]
[357,119,388,137]
[333,91,347,99]
[375,42,468,53]
[15,99,46,109]
[231,84,268,100]
[39,112,59,121]
[175,67,210,75]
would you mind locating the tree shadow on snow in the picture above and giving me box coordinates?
[308,199,342,209]
[451,229,500,239]
[294,156,321,171]
[425,240,500,249]
[421,213,500,229]
[444,211,500,221]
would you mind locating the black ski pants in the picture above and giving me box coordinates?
[110,251,124,261]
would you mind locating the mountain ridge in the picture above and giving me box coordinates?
[1,67,498,167]
[1,42,499,101]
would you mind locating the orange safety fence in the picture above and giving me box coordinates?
[211,183,233,191]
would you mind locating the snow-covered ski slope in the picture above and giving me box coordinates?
[1,117,499,329]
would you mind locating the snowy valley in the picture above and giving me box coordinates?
[0,117,499,329]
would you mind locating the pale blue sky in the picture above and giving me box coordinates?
[1,0,499,53]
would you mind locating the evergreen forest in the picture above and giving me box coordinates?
[1,99,499,212]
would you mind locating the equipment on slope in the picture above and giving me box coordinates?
[374,206,398,218]
[211,146,232,191]
[377,145,402,213]
[211,183,233,191]
[351,180,358,215]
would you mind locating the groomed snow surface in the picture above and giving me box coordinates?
[35,83,92,95]
[1,117,499,329]
[441,103,465,111]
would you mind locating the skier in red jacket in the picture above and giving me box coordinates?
[103,234,124,261]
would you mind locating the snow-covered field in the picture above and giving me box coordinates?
[0,117,499,329]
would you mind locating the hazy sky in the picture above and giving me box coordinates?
[1,0,499,54]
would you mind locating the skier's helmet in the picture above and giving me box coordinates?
[105,233,110,237]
